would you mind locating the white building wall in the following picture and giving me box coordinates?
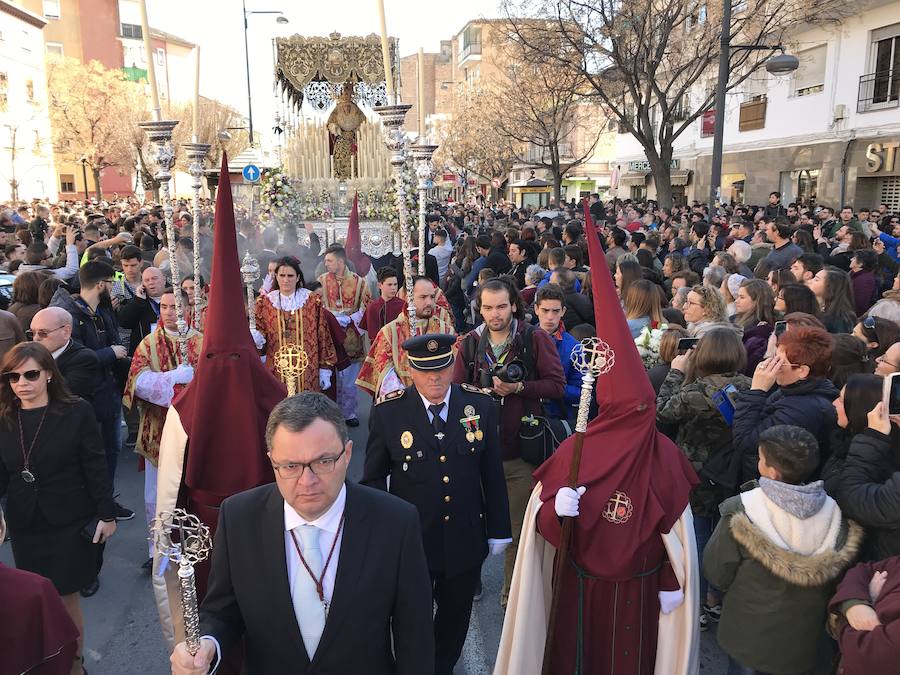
[615,0,900,171]
[0,6,56,202]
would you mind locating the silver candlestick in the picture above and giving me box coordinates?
[411,144,437,276]
[240,251,261,333]
[151,509,212,656]
[182,141,211,328]
[139,119,188,362]
[374,103,414,327]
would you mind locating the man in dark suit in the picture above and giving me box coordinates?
[171,393,434,675]
[362,333,512,675]
[31,307,99,402]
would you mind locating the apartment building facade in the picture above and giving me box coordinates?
[614,0,900,210]
[18,0,194,199]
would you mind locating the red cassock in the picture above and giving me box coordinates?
[529,196,697,674]
[0,563,79,675]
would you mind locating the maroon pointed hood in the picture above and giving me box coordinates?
[173,153,287,503]
[533,198,696,578]
[345,193,371,276]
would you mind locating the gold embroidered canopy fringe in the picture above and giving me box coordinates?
[276,32,397,110]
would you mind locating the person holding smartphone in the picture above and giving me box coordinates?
[828,377,900,562]
[656,329,752,629]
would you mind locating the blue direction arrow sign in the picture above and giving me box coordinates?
[242,164,261,183]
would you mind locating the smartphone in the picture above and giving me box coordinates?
[677,337,700,351]
[774,321,787,337]
[885,372,900,416]
[713,383,739,425]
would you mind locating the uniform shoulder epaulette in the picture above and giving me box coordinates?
[460,383,491,396]
[374,389,405,405]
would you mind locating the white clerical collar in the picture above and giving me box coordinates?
[267,287,310,312]
[284,484,346,535]
[51,339,71,360]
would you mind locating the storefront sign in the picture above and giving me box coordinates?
[865,142,900,173]
[628,159,679,172]
[514,186,551,194]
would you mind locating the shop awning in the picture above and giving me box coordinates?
[670,170,692,186]
[619,172,649,187]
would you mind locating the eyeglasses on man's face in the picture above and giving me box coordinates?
[269,447,347,480]
[29,325,66,340]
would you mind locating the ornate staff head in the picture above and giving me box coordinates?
[571,337,616,379]
[570,337,616,434]
[151,508,212,569]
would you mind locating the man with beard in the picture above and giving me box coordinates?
[357,277,455,398]
[318,245,371,427]
[452,278,565,605]
[49,261,133,595]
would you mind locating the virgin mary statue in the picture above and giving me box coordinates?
[327,83,365,180]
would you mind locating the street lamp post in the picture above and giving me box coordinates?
[242,1,288,147]
[79,157,89,200]
[708,1,798,217]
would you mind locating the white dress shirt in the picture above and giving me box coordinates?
[284,484,346,609]
[419,388,451,425]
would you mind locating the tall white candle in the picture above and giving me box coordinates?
[417,48,425,138]
[139,0,161,119]
[192,45,200,141]
[376,0,395,102]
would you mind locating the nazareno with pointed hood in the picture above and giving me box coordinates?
[173,152,287,510]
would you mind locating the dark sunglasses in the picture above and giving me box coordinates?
[2,369,42,384]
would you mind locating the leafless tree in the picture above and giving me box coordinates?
[502,0,849,207]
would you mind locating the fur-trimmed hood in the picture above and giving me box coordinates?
[729,511,863,587]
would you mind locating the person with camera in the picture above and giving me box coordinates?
[452,277,565,607]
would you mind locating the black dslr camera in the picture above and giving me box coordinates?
[481,359,527,387]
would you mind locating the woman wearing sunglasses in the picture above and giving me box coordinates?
[0,341,117,673]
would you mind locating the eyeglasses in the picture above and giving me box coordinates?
[876,354,900,369]
[2,369,42,384]
[29,325,66,340]
[270,447,347,479]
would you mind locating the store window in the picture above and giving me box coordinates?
[630,185,647,201]
[797,169,820,205]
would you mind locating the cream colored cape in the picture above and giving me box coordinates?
[152,405,191,651]
[494,483,700,675]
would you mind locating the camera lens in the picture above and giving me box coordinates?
[504,363,525,383]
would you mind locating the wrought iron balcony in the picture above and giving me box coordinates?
[858,69,899,113]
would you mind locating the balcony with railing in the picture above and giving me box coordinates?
[739,97,767,131]
[858,69,899,113]
[523,143,574,164]
[459,42,482,63]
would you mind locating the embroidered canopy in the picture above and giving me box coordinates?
[276,32,398,110]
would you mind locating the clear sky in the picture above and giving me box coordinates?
[146,0,501,144]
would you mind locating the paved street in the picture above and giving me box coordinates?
[2,395,726,674]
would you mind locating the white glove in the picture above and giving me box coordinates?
[319,369,332,391]
[335,314,352,328]
[250,328,265,350]
[170,364,194,385]
[487,539,510,556]
[554,486,586,518]
[659,589,684,615]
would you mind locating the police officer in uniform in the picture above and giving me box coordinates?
[362,333,512,675]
